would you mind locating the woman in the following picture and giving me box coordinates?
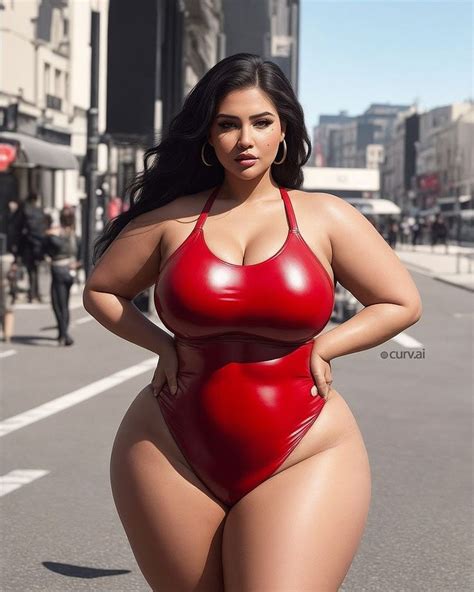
[43,210,80,346]
[83,53,422,591]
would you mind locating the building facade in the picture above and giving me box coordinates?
[317,103,411,171]
[380,107,419,212]
[222,0,299,92]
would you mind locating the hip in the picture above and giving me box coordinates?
[157,337,362,458]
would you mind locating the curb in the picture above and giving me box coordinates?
[399,260,433,273]
[432,276,474,293]
[402,262,474,292]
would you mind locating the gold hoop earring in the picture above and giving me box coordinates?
[273,138,287,165]
[201,141,213,167]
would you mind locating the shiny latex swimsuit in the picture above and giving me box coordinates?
[154,185,335,506]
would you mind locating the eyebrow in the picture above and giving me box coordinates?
[215,111,275,119]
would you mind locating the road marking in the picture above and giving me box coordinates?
[0,469,49,497]
[0,349,16,359]
[0,357,157,437]
[391,332,423,348]
[73,316,94,325]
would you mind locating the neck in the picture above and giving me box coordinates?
[218,172,281,205]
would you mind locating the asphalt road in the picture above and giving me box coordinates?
[1,270,472,591]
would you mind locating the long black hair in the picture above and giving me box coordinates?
[92,52,312,264]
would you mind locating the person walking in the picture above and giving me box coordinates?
[83,53,423,591]
[411,216,422,247]
[42,210,80,346]
[16,192,46,303]
[430,213,449,253]
[0,251,16,343]
[387,217,399,249]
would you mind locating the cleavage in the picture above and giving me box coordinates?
[202,213,290,267]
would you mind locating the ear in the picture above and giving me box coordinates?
[281,120,286,138]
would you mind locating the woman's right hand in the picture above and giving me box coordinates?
[150,336,179,397]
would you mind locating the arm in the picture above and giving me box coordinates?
[312,194,423,362]
[82,210,173,356]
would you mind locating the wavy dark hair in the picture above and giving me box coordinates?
[92,52,312,263]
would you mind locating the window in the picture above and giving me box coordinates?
[55,69,61,97]
[44,63,51,96]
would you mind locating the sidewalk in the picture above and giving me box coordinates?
[395,243,474,292]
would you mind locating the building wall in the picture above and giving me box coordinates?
[222,0,299,91]
[183,0,223,95]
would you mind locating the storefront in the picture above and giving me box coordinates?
[0,131,79,209]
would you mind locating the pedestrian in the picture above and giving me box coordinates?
[60,203,76,230]
[42,210,80,346]
[0,251,16,343]
[387,217,399,249]
[16,192,46,303]
[83,53,422,591]
[430,213,449,253]
[411,216,422,247]
[400,217,411,246]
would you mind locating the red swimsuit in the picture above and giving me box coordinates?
[154,185,335,506]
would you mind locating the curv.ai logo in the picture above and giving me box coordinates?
[380,349,426,359]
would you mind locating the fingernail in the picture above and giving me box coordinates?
[171,385,177,395]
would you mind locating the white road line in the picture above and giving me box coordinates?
[73,316,94,325]
[0,357,157,437]
[0,349,17,359]
[391,332,423,348]
[0,469,49,497]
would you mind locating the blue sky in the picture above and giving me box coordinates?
[299,0,473,129]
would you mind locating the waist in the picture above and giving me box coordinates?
[51,257,72,267]
[174,335,315,382]
[175,333,313,346]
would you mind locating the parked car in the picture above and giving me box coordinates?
[331,283,363,323]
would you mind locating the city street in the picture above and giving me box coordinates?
[1,268,471,592]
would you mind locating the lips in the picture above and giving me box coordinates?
[235,154,257,161]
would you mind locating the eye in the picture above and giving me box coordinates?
[217,119,273,130]
[218,122,236,129]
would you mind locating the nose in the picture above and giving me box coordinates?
[237,125,254,148]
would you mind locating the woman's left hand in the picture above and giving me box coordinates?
[309,348,333,400]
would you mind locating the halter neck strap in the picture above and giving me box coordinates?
[193,185,299,233]
[194,185,220,231]
[279,187,299,232]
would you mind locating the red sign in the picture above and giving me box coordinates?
[418,173,439,192]
[0,143,17,172]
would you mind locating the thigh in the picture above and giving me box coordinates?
[110,384,228,592]
[222,429,372,592]
[56,274,69,308]
[50,279,60,316]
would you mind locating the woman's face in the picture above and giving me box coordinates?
[207,87,286,177]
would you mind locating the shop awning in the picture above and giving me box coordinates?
[0,131,79,170]
[345,198,401,215]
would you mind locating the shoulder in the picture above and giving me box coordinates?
[288,189,349,209]
[286,190,372,240]
[125,187,213,231]
[287,189,358,221]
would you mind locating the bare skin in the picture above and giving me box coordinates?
[84,88,422,591]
